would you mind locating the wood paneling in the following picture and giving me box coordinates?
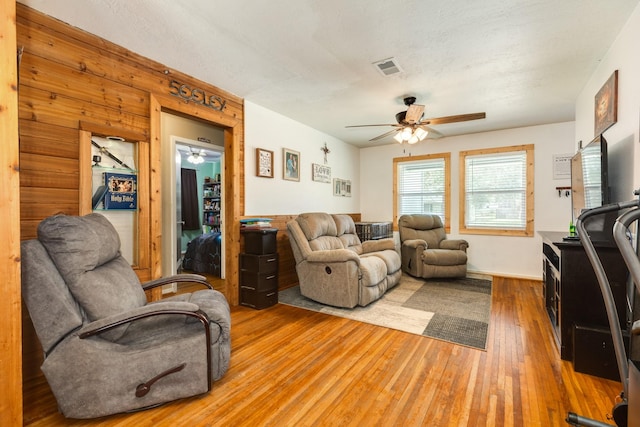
[1,0,22,424]
[23,277,622,426]
[16,3,245,420]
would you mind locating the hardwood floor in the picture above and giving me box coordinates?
[24,277,623,426]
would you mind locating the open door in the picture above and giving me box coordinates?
[164,135,225,282]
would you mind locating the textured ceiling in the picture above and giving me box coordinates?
[20,0,640,147]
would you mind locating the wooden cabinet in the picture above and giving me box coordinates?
[203,180,221,232]
[540,231,630,380]
[240,228,278,309]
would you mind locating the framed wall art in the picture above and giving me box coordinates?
[333,178,351,197]
[283,148,300,181]
[256,148,274,178]
[594,70,618,136]
[312,163,331,183]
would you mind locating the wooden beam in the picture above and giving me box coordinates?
[0,0,23,424]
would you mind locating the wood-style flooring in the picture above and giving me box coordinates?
[23,277,623,426]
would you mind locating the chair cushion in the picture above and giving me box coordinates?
[38,213,147,321]
[333,214,363,253]
[399,214,447,248]
[358,255,387,287]
[21,240,84,354]
[423,249,468,266]
[296,212,337,240]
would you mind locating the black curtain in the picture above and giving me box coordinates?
[181,168,200,230]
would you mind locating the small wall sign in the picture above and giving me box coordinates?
[169,79,227,111]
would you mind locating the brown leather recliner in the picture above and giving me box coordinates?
[398,214,469,278]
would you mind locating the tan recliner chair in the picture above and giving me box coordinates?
[398,214,469,278]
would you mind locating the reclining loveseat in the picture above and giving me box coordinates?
[287,212,402,308]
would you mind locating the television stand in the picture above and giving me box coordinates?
[539,231,630,380]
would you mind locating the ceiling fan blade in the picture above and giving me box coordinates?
[346,124,397,128]
[405,104,425,124]
[369,129,399,141]
[423,112,486,125]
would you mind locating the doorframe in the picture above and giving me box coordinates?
[168,136,225,279]
[150,94,242,305]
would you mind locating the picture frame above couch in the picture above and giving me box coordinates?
[256,148,274,178]
[283,148,300,181]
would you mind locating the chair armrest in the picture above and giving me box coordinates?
[440,239,469,252]
[402,239,427,250]
[362,238,395,253]
[142,274,213,291]
[306,249,360,264]
[78,301,203,339]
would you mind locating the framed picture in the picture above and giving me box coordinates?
[312,163,331,183]
[283,148,300,181]
[256,148,274,178]
[333,178,351,197]
[594,70,618,136]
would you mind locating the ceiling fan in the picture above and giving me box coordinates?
[187,148,206,164]
[346,96,486,144]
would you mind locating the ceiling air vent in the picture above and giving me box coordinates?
[373,57,403,76]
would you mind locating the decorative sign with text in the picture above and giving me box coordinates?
[169,80,227,111]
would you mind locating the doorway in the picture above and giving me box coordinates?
[174,138,225,278]
[160,112,226,288]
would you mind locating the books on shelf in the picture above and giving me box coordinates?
[240,218,273,229]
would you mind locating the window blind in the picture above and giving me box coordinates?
[464,151,527,229]
[397,158,445,221]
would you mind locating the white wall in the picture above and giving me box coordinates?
[360,122,576,279]
[575,3,640,202]
[244,101,360,215]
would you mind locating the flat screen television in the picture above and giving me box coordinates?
[570,134,616,241]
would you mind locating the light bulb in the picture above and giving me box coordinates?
[415,128,428,141]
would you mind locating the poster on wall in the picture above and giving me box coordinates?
[594,70,618,136]
[552,154,572,180]
[333,178,351,197]
[103,172,137,210]
[256,148,274,178]
[283,148,300,181]
[312,163,331,183]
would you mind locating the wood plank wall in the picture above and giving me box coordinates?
[15,4,362,420]
[1,0,23,424]
[16,3,246,417]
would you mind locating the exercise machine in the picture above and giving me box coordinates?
[566,189,640,427]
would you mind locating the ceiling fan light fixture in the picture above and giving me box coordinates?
[407,134,419,144]
[401,127,413,140]
[393,132,404,143]
[187,153,204,164]
[415,127,429,141]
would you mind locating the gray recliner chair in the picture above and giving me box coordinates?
[398,214,469,279]
[21,213,231,419]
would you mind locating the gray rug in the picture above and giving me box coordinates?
[278,275,492,350]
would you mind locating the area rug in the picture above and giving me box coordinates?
[278,275,492,350]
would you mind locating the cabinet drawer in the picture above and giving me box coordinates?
[240,288,278,310]
[573,324,628,381]
[240,253,278,273]
[240,270,278,291]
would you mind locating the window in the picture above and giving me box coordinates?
[393,153,450,231]
[460,144,534,236]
